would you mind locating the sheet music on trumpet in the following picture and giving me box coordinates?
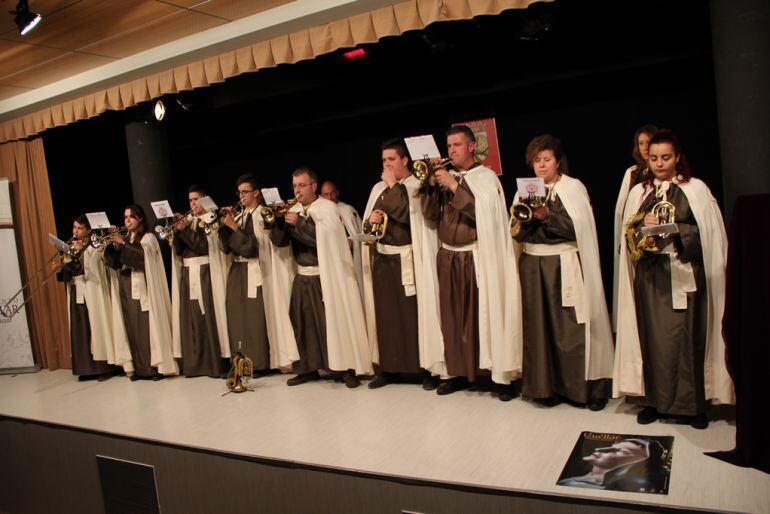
[261,187,282,206]
[85,212,111,230]
[150,200,174,219]
[404,135,441,161]
[515,177,545,200]
[48,233,70,253]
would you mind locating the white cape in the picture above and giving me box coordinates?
[337,201,362,237]
[462,165,523,384]
[554,174,615,379]
[292,198,373,374]
[612,165,637,332]
[249,208,300,368]
[612,178,734,404]
[361,178,446,375]
[111,233,178,375]
[171,221,231,359]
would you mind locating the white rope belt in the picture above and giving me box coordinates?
[441,241,480,283]
[660,243,697,309]
[376,243,416,297]
[297,265,320,276]
[73,275,85,304]
[183,255,210,315]
[524,242,587,324]
[233,256,262,298]
[130,271,150,312]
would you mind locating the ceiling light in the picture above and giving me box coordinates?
[10,1,42,36]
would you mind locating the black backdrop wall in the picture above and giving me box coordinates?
[43,0,721,301]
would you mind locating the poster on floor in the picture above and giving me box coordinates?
[0,178,35,373]
[557,431,674,494]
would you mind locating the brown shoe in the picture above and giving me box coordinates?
[343,372,360,388]
[287,371,320,386]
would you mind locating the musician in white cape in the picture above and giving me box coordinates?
[420,126,522,399]
[56,215,120,379]
[218,173,299,371]
[613,130,734,430]
[512,135,614,410]
[361,139,444,389]
[103,204,178,379]
[169,186,230,378]
[270,168,373,387]
[321,180,362,237]
[612,125,658,332]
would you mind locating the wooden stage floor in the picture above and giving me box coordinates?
[0,370,768,513]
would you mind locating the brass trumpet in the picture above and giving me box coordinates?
[411,157,452,197]
[202,201,245,235]
[225,342,254,394]
[261,198,298,226]
[363,212,388,244]
[625,198,677,261]
[155,209,194,241]
[509,191,547,237]
[90,226,130,249]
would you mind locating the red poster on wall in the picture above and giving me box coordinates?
[452,118,503,175]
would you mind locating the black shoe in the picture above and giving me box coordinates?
[343,372,360,389]
[537,395,562,408]
[587,398,608,411]
[368,375,390,389]
[129,374,140,382]
[287,371,320,386]
[498,384,519,402]
[422,375,439,391]
[96,373,114,382]
[637,406,659,425]
[151,373,165,381]
[689,414,709,430]
[436,377,468,396]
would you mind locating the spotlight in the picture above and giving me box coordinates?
[10,1,42,36]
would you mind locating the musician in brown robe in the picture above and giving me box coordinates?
[421,126,521,399]
[170,185,227,378]
[616,130,733,429]
[270,168,362,388]
[56,215,119,381]
[512,135,613,411]
[364,140,432,389]
[103,205,176,380]
[218,174,270,372]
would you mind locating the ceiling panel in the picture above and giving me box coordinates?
[0,39,68,81]
[0,51,114,88]
[192,0,293,21]
[1,0,184,53]
[81,9,227,59]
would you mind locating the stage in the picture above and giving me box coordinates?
[1,370,768,514]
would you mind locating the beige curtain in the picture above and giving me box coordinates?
[0,138,70,370]
[0,0,543,144]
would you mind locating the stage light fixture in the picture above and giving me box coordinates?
[153,100,166,121]
[10,0,42,36]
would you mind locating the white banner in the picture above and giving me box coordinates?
[0,178,35,373]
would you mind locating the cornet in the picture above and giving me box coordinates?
[509,189,549,237]
[155,209,194,241]
[201,201,245,235]
[625,196,677,262]
[363,212,388,245]
[411,157,453,197]
[261,198,298,226]
[90,226,130,249]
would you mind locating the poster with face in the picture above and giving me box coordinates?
[557,431,674,494]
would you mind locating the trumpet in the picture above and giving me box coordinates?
[509,191,547,237]
[363,212,388,245]
[261,198,298,226]
[225,342,254,394]
[201,201,245,235]
[1,235,81,319]
[625,197,677,262]
[411,157,453,197]
[155,209,194,241]
[90,226,130,249]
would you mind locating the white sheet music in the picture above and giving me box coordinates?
[404,135,441,160]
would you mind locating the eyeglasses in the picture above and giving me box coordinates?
[293,182,314,189]
[237,189,255,195]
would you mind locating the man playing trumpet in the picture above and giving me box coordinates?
[361,139,443,389]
